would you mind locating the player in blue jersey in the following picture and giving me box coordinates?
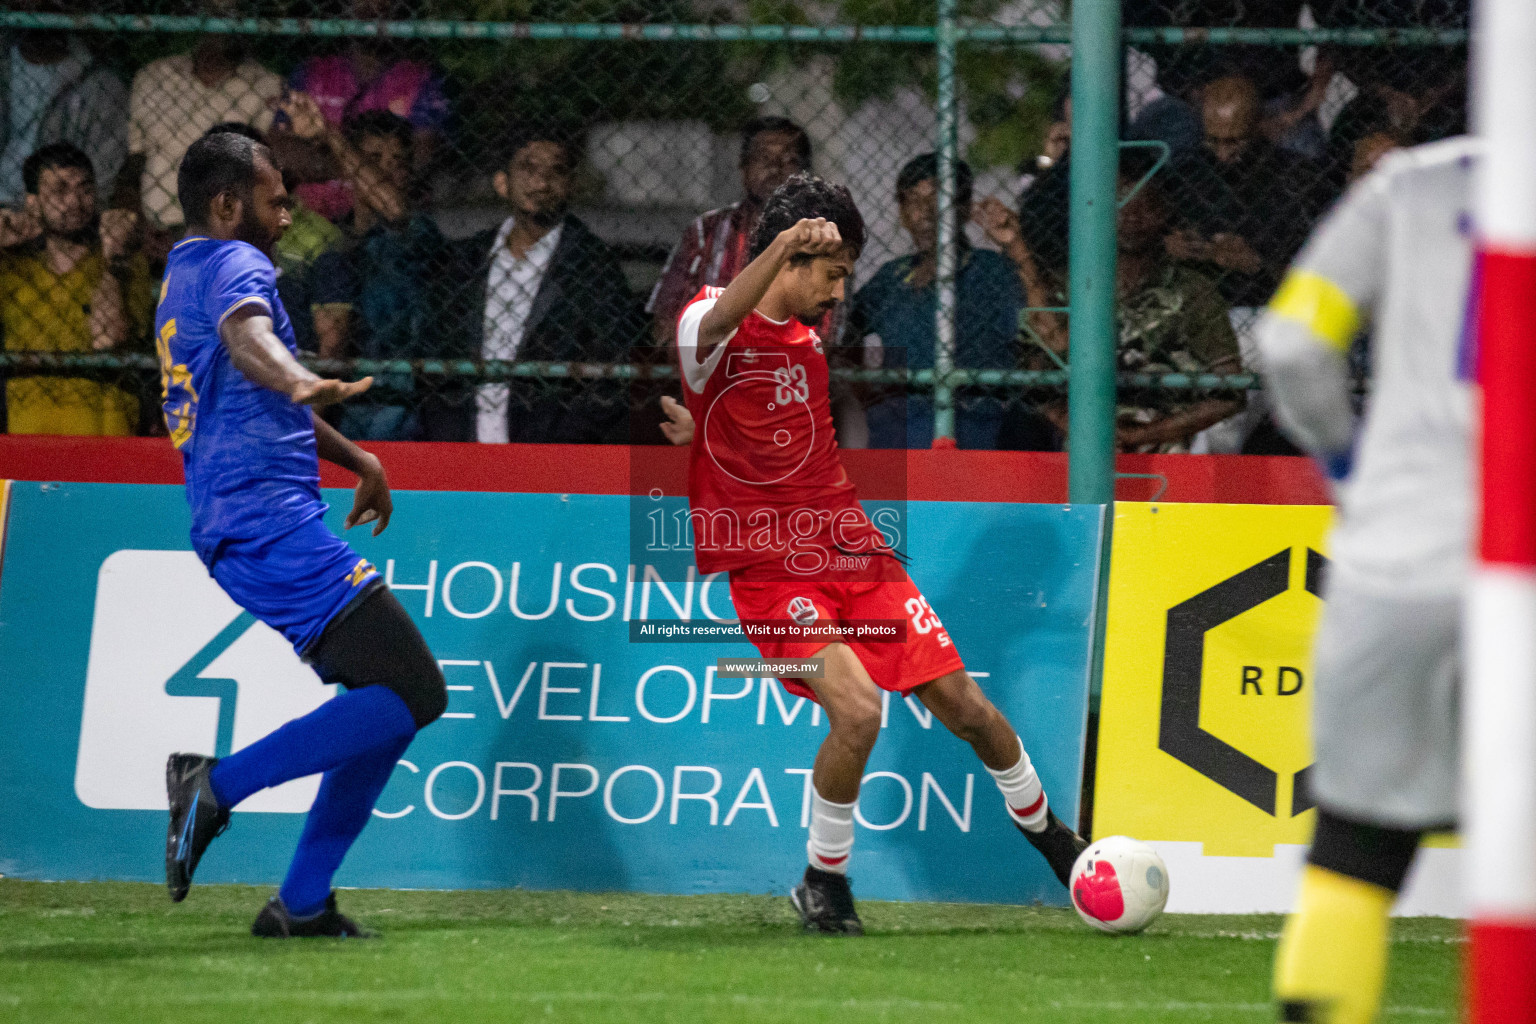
[159,128,446,938]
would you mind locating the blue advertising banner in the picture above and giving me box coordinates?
[0,482,1101,905]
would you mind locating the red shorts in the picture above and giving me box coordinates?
[727,556,966,701]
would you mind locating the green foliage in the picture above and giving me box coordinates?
[744,0,1067,172]
[963,46,1066,171]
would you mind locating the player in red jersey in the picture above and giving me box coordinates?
[671,173,1086,935]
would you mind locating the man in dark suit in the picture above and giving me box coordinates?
[438,124,639,443]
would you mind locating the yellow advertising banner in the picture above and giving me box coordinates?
[1094,502,1461,914]
[1095,501,1333,858]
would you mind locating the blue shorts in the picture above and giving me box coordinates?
[208,514,381,656]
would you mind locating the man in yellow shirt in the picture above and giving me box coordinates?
[2,142,153,434]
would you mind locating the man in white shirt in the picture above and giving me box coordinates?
[442,126,639,444]
[476,139,568,443]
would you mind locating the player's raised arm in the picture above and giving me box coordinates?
[696,217,843,351]
[219,304,374,408]
[1256,163,1388,483]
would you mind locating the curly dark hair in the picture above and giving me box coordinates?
[749,172,865,263]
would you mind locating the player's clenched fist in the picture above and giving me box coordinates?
[778,217,843,258]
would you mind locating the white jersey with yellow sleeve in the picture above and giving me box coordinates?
[1258,137,1476,598]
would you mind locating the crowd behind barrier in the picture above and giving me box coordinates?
[0,1,1466,455]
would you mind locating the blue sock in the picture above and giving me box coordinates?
[278,732,413,917]
[209,684,416,809]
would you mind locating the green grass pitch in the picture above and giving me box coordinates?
[0,880,1459,1023]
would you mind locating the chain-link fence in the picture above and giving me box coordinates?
[0,2,1464,452]
[1107,0,1468,453]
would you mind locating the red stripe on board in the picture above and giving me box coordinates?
[1468,919,1536,1024]
[815,855,848,866]
[0,436,1331,506]
[1010,793,1046,819]
[1478,248,1536,566]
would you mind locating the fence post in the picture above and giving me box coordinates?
[1067,0,1120,503]
[1068,0,1123,834]
[932,0,958,445]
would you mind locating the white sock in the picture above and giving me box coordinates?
[988,736,1048,832]
[806,788,856,874]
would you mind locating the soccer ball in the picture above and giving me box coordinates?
[1069,836,1170,934]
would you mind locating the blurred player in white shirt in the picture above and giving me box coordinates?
[1257,137,1476,1024]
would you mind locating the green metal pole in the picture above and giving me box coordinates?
[1068,2,1124,835]
[1067,0,1121,505]
[933,0,958,445]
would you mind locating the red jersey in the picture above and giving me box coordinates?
[676,286,885,576]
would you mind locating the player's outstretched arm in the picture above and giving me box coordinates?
[312,412,393,536]
[696,217,843,351]
[220,304,374,408]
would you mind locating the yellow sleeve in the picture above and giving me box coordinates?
[1267,269,1361,353]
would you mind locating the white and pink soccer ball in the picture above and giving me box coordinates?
[1069,836,1170,934]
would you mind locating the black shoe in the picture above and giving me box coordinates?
[165,753,230,902]
[1018,808,1089,888]
[251,892,376,938]
[790,866,864,936]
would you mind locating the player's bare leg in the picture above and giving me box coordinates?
[787,642,881,935]
[805,642,883,802]
[910,668,1017,769]
[914,668,1087,886]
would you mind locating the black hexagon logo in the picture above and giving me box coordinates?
[1158,547,1327,817]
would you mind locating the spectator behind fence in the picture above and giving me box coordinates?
[1,143,151,435]
[269,0,448,223]
[272,191,341,354]
[126,25,281,239]
[1317,0,1467,185]
[1168,75,1319,309]
[440,125,639,445]
[1114,157,1245,453]
[848,153,1021,450]
[975,182,1071,452]
[306,111,450,441]
[0,31,126,211]
[1018,90,1071,195]
[1122,1,1325,159]
[1124,0,1309,104]
[983,153,1242,454]
[647,116,811,345]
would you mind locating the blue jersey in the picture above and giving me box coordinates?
[155,237,324,563]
